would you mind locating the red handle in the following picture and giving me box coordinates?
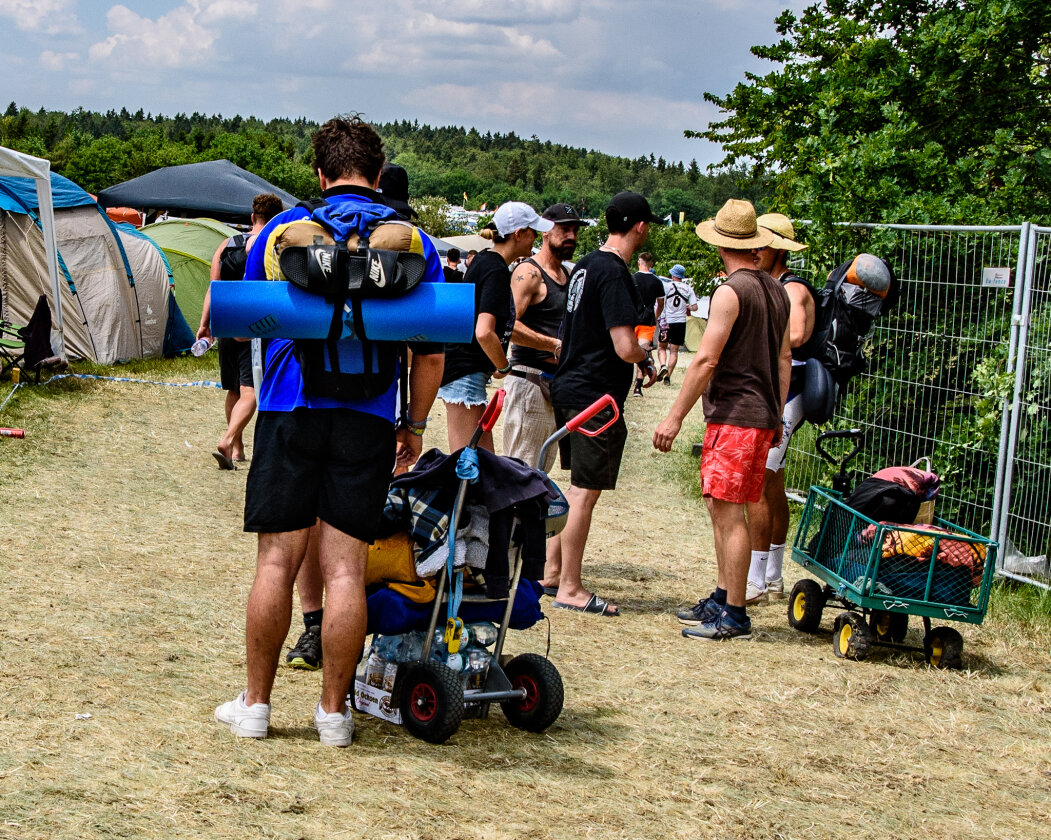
[478,388,505,432]
[566,394,619,437]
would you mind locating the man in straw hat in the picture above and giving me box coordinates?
[744,214,818,605]
[653,199,792,640]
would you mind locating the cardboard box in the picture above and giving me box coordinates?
[353,675,402,725]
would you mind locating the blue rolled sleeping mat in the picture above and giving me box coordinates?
[209,279,475,342]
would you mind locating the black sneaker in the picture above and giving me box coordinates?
[286,625,322,670]
[682,609,753,641]
[633,386,644,398]
[677,596,722,626]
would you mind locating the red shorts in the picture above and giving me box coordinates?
[634,324,656,346]
[700,423,776,504]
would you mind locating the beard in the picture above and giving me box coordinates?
[550,240,578,261]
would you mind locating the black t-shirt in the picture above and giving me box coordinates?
[441,249,515,384]
[443,265,464,283]
[633,270,665,326]
[551,249,642,408]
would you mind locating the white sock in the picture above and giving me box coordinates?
[767,544,786,582]
[748,551,768,590]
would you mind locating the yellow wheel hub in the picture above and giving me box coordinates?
[793,593,806,622]
[838,623,852,652]
[930,640,943,667]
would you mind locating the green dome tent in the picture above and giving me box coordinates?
[140,218,238,335]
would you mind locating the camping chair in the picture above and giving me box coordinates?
[0,293,66,383]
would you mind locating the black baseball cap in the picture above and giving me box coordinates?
[607,191,661,225]
[542,203,588,226]
[378,163,417,219]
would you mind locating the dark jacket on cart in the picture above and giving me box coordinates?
[384,447,559,597]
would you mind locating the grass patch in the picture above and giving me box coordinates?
[1,351,1050,840]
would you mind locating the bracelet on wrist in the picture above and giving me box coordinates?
[497,363,512,374]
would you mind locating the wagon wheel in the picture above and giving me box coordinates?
[397,662,464,744]
[832,611,871,661]
[500,653,564,733]
[869,610,909,644]
[924,626,964,670]
[787,579,825,634]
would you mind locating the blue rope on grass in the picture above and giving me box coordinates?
[1,373,222,416]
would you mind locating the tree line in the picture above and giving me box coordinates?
[0,102,768,231]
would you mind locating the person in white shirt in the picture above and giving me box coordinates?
[657,264,698,385]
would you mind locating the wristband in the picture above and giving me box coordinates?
[400,417,427,436]
[497,363,512,374]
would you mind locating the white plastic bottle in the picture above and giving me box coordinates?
[190,337,213,357]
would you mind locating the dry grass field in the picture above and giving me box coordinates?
[1,356,1049,840]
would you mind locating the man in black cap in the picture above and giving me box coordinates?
[504,203,588,472]
[544,192,660,616]
[377,163,416,221]
[443,248,463,282]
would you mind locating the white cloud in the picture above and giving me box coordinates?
[40,50,80,71]
[87,1,257,68]
[0,0,79,34]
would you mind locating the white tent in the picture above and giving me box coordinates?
[0,146,65,357]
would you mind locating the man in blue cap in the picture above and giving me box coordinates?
[657,264,697,386]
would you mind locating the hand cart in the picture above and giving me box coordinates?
[787,429,998,668]
[355,390,620,742]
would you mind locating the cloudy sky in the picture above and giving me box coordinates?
[0,0,805,166]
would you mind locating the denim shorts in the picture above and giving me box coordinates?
[438,371,489,407]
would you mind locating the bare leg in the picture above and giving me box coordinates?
[245,528,311,706]
[767,469,791,546]
[444,401,493,452]
[657,340,669,369]
[219,385,256,462]
[553,484,614,610]
[543,532,562,589]
[667,344,681,378]
[707,497,751,608]
[224,389,238,424]
[746,469,777,553]
[295,523,324,614]
[316,521,368,715]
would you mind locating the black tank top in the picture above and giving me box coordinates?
[780,271,822,362]
[509,257,569,374]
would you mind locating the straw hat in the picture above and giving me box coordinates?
[756,212,808,252]
[695,199,774,250]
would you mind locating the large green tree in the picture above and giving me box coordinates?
[695,0,1051,240]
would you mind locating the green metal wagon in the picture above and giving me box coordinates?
[789,485,998,668]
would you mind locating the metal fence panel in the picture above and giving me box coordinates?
[784,225,1025,562]
[996,226,1051,587]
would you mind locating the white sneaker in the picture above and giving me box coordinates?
[314,703,354,747]
[766,578,785,600]
[215,691,270,739]
[745,581,769,605]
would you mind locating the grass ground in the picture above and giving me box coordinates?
[1,354,1049,840]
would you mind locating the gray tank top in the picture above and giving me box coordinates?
[509,257,568,374]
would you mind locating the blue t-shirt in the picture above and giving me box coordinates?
[243,186,444,421]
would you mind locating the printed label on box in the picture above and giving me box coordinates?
[353,677,402,725]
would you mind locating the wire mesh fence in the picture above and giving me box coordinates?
[782,223,1051,590]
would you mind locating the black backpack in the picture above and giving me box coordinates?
[218,233,251,281]
[811,255,899,390]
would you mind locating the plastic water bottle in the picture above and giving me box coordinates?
[190,337,213,357]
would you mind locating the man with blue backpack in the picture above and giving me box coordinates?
[214,116,445,747]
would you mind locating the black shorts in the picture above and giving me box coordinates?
[553,404,628,490]
[219,338,253,391]
[244,408,395,542]
[664,321,687,347]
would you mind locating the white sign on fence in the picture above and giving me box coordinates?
[982,267,1011,287]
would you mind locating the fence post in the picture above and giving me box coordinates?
[994,222,1037,556]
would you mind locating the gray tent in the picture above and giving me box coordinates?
[97,160,298,224]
